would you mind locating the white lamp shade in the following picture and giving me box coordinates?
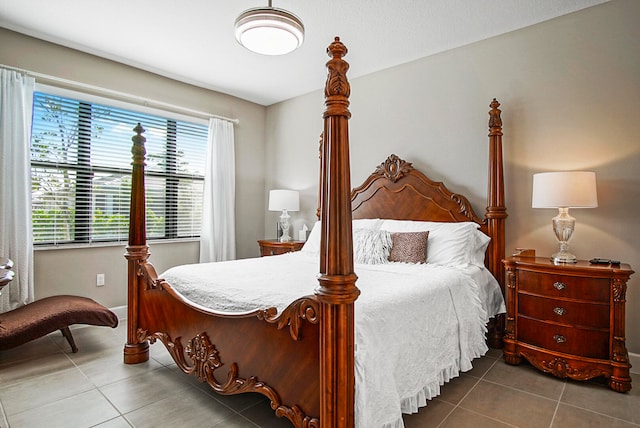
[532,171,598,208]
[268,189,300,211]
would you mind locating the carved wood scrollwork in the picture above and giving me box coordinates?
[612,335,628,363]
[374,154,414,183]
[522,352,608,380]
[140,330,319,428]
[612,278,627,301]
[450,194,477,220]
[258,297,320,341]
[506,270,516,289]
[135,261,167,290]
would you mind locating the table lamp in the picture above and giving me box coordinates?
[268,189,299,242]
[532,171,598,263]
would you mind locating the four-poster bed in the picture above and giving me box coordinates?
[124,37,507,427]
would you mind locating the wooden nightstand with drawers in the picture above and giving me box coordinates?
[502,256,634,392]
[257,239,305,257]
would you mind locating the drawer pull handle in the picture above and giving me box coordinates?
[553,282,566,291]
[553,307,566,316]
[553,334,566,343]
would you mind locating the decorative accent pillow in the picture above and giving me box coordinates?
[301,219,382,255]
[388,231,429,264]
[353,228,392,264]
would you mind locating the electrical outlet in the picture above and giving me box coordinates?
[96,273,105,287]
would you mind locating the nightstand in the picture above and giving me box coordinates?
[257,239,305,257]
[502,256,634,392]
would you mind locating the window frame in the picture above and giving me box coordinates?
[31,84,209,248]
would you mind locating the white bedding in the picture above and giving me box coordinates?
[161,252,505,428]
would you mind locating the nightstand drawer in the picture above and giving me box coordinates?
[518,270,609,302]
[518,293,609,329]
[518,316,609,359]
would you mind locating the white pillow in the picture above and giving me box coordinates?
[300,218,383,255]
[379,220,490,267]
[353,228,391,264]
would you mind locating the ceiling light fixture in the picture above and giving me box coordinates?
[234,1,304,55]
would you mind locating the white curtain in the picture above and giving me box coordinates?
[199,118,236,262]
[0,69,35,312]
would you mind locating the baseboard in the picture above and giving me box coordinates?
[630,352,639,374]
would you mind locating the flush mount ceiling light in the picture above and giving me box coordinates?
[234,1,304,55]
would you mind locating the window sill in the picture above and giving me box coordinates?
[34,237,200,251]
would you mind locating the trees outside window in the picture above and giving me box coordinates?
[30,91,207,245]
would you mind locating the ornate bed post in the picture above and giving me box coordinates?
[315,37,360,428]
[123,123,150,364]
[485,99,508,348]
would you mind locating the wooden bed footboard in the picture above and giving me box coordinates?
[124,124,322,426]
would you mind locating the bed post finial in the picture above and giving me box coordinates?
[488,98,503,134]
[124,123,150,364]
[324,37,351,119]
[485,98,507,348]
[316,37,359,427]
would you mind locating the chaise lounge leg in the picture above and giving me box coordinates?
[60,327,79,353]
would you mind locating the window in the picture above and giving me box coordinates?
[30,89,208,246]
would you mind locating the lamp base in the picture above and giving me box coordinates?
[552,250,577,264]
[551,207,577,264]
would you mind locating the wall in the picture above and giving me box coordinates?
[265,0,640,355]
[0,28,267,308]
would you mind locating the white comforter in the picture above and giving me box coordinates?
[161,252,504,428]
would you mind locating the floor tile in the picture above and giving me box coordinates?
[94,416,134,428]
[459,379,557,428]
[0,324,636,428]
[77,352,162,387]
[100,366,194,414]
[402,398,455,428]
[6,389,119,428]
[0,352,76,386]
[0,367,94,415]
[209,391,268,413]
[560,373,640,424]
[0,336,62,366]
[483,358,566,400]
[439,406,513,427]
[552,403,638,427]
[240,398,296,428]
[124,385,239,428]
[433,374,480,405]
[463,354,498,379]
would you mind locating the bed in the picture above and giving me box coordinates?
[123,37,507,428]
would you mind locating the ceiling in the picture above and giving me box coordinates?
[0,0,607,106]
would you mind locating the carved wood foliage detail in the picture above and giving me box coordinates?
[450,193,478,220]
[612,278,626,301]
[139,330,319,428]
[258,296,320,341]
[136,261,166,290]
[324,37,350,100]
[374,154,414,183]
[506,270,516,289]
[612,336,628,363]
[488,98,503,135]
[522,352,608,380]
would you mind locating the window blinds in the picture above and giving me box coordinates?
[30,92,208,245]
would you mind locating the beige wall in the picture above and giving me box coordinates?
[0,28,267,308]
[2,0,639,355]
[265,0,640,353]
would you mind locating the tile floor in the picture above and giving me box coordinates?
[1,323,638,428]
